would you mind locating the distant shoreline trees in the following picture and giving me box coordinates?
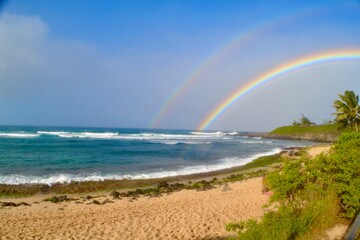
[292,114,315,127]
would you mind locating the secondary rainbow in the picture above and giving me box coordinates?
[198,49,360,131]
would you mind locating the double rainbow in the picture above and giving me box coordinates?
[148,3,347,128]
[198,49,360,131]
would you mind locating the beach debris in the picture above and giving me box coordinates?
[33,201,40,204]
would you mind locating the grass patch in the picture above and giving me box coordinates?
[239,154,283,170]
[268,123,351,142]
[271,123,343,135]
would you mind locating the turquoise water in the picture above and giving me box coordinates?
[0,126,313,185]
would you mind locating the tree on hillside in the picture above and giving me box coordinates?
[333,90,360,132]
[299,114,314,126]
[292,114,314,126]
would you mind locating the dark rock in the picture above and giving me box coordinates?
[101,199,114,205]
[92,200,101,205]
[45,196,59,203]
[40,184,50,193]
[58,195,68,202]
[17,202,30,206]
[1,202,17,207]
[44,195,69,203]
[119,192,128,198]
[110,191,120,199]
[33,201,40,204]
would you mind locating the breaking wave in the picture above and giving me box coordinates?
[36,131,229,140]
[0,132,40,138]
[0,148,281,185]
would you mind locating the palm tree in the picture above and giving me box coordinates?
[333,90,360,132]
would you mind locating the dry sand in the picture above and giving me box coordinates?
[307,145,331,158]
[0,177,269,240]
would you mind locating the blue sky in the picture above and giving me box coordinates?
[0,0,359,131]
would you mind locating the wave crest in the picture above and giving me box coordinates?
[0,132,40,138]
[0,148,281,185]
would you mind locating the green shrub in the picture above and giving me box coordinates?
[227,132,359,239]
[226,192,339,240]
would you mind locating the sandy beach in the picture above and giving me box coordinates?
[0,145,334,240]
[0,177,269,240]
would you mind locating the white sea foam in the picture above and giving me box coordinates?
[155,140,212,145]
[191,131,224,136]
[0,148,282,185]
[0,132,40,138]
[59,132,120,139]
[37,131,226,140]
[37,131,64,135]
[227,131,240,136]
[241,140,273,144]
[38,131,120,139]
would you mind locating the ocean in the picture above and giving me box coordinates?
[0,126,313,185]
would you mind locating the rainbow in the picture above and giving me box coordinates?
[198,49,360,131]
[148,3,346,128]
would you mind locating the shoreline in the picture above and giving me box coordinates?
[0,144,324,198]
